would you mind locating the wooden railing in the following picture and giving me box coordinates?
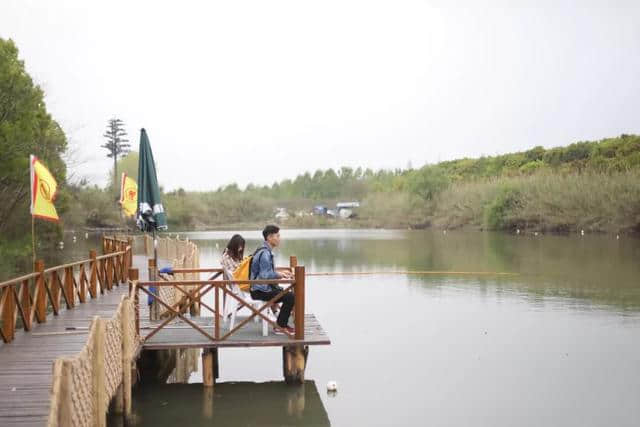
[0,236,133,344]
[130,256,306,342]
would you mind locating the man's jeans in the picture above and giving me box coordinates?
[250,288,295,328]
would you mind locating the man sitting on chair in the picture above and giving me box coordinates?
[250,225,294,335]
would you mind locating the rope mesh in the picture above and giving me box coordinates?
[48,295,139,427]
[68,329,95,427]
[103,312,123,402]
[153,237,200,318]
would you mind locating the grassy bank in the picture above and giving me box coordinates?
[430,170,640,233]
[58,134,640,235]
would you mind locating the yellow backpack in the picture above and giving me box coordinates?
[232,257,252,292]
[231,247,269,292]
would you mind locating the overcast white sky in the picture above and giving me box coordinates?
[1,0,639,191]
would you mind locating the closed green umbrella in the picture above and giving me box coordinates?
[136,128,167,232]
[136,129,166,298]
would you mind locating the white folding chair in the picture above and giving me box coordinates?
[222,268,274,337]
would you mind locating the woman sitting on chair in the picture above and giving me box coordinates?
[221,234,245,274]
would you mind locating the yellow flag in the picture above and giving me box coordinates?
[120,173,138,217]
[30,155,59,222]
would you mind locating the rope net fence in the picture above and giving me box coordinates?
[150,236,200,319]
[47,294,139,427]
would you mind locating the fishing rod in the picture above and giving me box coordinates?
[305,271,518,276]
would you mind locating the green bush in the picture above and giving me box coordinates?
[484,186,522,230]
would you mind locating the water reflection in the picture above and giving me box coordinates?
[109,381,330,427]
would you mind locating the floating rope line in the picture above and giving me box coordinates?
[306,271,518,276]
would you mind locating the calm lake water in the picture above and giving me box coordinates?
[111,229,640,426]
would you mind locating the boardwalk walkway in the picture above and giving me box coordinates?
[1,241,332,427]
[0,255,151,427]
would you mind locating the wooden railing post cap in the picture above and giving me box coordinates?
[128,268,139,280]
[89,249,97,258]
[34,259,45,271]
[148,258,156,267]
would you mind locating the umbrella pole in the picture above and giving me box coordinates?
[153,229,158,281]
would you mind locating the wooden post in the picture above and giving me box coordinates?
[92,317,106,427]
[52,358,73,426]
[215,285,220,340]
[106,257,113,291]
[282,345,309,384]
[148,258,158,321]
[0,286,15,342]
[20,279,32,331]
[129,269,140,336]
[127,237,134,279]
[51,270,60,313]
[202,385,214,419]
[122,296,133,418]
[294,266,305,340]
[78,264,87,303]
[90,250,98,296]
[34,260,46,323]
[202,350,215,388]
[64,266,74,308]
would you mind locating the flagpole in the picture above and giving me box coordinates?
[31,215,36,264]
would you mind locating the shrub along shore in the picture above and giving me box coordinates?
[64,134,640,235]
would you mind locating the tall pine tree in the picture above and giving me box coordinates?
[102,118,130,198]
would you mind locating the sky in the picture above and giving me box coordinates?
[1,0,639,191]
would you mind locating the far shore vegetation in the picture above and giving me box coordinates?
[2,36,640,277]
[72,134,640,236]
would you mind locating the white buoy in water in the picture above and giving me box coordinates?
[58,241,64,249]
[581,229,584,236]
[443,230,447,235]
[516,229,520,234]
[327,381,338,392]
[534,232,538,236]
[85,232,89,239]
[72,236,77,243]
[616,234,620,240]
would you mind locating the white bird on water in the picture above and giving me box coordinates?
[327,381,338,392]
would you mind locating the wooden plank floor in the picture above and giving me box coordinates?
[0,255,151,427]
[140,313,331,350]
[0,258,331,426]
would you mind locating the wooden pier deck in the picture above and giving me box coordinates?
[141,313,330,350]
[0,250,332,426]
[0,255,150,427]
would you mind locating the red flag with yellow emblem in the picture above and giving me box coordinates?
[30,155,59,222]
